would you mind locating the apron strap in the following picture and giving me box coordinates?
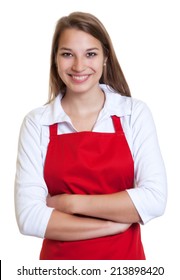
[111,115,124,134]
[49,123,58,138]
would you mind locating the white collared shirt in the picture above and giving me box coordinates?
[15,84,167,238]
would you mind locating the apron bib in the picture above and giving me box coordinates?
[40,116,145,260]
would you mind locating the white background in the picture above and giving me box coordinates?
[0,0,179,278]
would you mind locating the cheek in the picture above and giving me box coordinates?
[56,66,66,82]
[90,59,104,71]
[57,62,70,78]
[95,62,104,75]
[57,58,71,70]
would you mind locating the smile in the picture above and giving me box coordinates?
[70,75,90,82]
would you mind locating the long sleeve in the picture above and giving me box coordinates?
[14,112,54,238]
[126,100,167,224]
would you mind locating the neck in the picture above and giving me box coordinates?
[61,87,105,117]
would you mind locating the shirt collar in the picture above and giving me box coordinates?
[40,84,132,125]
[100,84,132,117]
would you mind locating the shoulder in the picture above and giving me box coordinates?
[18,105,48,140]
[101,84,151,118]
[22,94,61,128]
[20,106,48,137]
[24,105,48,125]
[19,98,56,138]
[131,98,152,120]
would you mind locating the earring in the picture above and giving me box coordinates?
[103,58,107,66]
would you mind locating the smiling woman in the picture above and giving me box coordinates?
[56,29,105,98]
[49,12,130,99]
[14,11,167,260]
[56,28,106,131]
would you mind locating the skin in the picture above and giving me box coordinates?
[56,28,106,131]
[45,28,140,241]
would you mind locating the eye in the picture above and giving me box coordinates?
[61,52,73,57]
[86,52,97,58]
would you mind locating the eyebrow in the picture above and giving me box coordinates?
[59,48,72,51]
[58,47,100,51]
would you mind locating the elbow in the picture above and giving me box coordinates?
[144,187,168,223]
[154,195,167,218]
[15,204,51,238]
[14,183,51,238]
[17,222,31,236]
[15,210,38,237]
[134,180,168,225]
[153,179,168,218]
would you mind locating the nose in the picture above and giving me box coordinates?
[72,57,86,72]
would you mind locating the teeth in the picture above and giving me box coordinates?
[72,75,88,81]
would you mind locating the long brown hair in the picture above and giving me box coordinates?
[49,12,131,102]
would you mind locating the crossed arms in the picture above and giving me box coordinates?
[45,191,141,241]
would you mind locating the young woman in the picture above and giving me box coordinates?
[15,11,167,260]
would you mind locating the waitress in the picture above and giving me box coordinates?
[15,12,167,260]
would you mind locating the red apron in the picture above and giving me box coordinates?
[40,115,145,260]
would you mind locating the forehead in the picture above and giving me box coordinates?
[58,28,103,50]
